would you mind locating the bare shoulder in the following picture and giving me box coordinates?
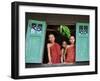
[67,45,70,48]
[47,43,52,48]
[61,48,64,51]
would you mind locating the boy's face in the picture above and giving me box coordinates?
[49,34,55,43]
[62,41,67,48]
[69,36,75,44]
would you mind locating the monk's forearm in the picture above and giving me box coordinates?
[48,53,51,63]
[61,49,64,63]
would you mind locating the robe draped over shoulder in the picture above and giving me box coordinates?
[50,43,61,64]
[65,45,75,63]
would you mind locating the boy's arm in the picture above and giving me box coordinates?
[61,49,64,63]
[47,44,52,64]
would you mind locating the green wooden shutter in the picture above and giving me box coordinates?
[25,20,47,63]
[76,23,89,62]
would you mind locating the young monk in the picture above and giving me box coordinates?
[65,36,75,64]
[61,41,68,63]
[47,34,61,64]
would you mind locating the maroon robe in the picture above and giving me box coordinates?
[65,45,75,63]
[50,43,61,64]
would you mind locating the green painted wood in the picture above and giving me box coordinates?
[25,20,47,63]
[76,23,89,61]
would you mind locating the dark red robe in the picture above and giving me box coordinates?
[50,43,61,64]
[65,45,75,63]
